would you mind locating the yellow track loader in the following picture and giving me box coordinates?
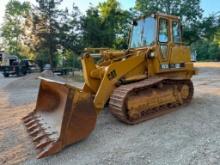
[23,13,196,158]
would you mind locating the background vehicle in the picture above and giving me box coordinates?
[43,64,51,71]
[0,51,19,71]
[191,50,197,62]
[43,64,72,75]
[3,59,40,77]
[23,13,196,158]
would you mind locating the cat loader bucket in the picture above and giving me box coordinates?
[22,77,97,158]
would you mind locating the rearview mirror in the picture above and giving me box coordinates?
[132,20,138,26]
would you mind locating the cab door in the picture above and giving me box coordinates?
[169,20,191,68]
[157,17,171,70]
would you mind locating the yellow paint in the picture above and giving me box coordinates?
[80,13,196,114]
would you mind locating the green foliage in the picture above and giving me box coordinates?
[60,49,81,68]
[57,4,82,54]
[81,0,131,49]
[31,0,63,67]
[25,1,82,68]
[183,14,220,45]
[190,13,220,61]
[1,0,31,57]
[199,14,220,41]
[192,40,220,61]
[99,0,131,49]
[214,28,220,44]
[135,0,203,24]
[81,6,103,48]
[35,48,50,65]
[98,0,121,47]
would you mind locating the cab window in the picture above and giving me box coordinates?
[159,18,169,43]
[129,17,156,48]
[172,21,181,43]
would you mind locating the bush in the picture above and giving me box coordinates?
[192,40,220,61]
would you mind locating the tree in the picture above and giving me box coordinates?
[57,3,82,54]
[203,14,220,41]
[214,28,220,45]
[191,14,220,61]
[55,3,82,68]
[1,0,30,57]
[22,1,81,67]
[192,40,220,61]
[135,0,203,24]
[81,6,104,48]
[99,0,131,49]
[33,0,83,68]
[81,0,131,49]
[31,0,64,68]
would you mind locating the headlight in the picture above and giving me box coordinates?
[148,52,155,59]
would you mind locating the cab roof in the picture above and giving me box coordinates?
[134,12,180,21]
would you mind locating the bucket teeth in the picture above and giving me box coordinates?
[23,112,34,120]
[36,143,54,159]
[33,133,47,142]
[37,150,49,159]
[27,123,39,132]
[23,116,34,123]
[36,138,52,149]
[29,128,41,136]
[25,119,37,127]
[22,112,58,156]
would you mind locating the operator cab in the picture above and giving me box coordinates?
[129,13,182,49]
[129,13,187,72]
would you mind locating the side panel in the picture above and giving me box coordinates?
[170,45,191,64]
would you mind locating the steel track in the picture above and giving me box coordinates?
[109,78,194,124]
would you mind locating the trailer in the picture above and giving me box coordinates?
[0,51,19,71]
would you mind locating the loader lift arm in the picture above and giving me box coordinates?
[82,48,152,113]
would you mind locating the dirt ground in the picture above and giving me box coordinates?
[0,62,220,165]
